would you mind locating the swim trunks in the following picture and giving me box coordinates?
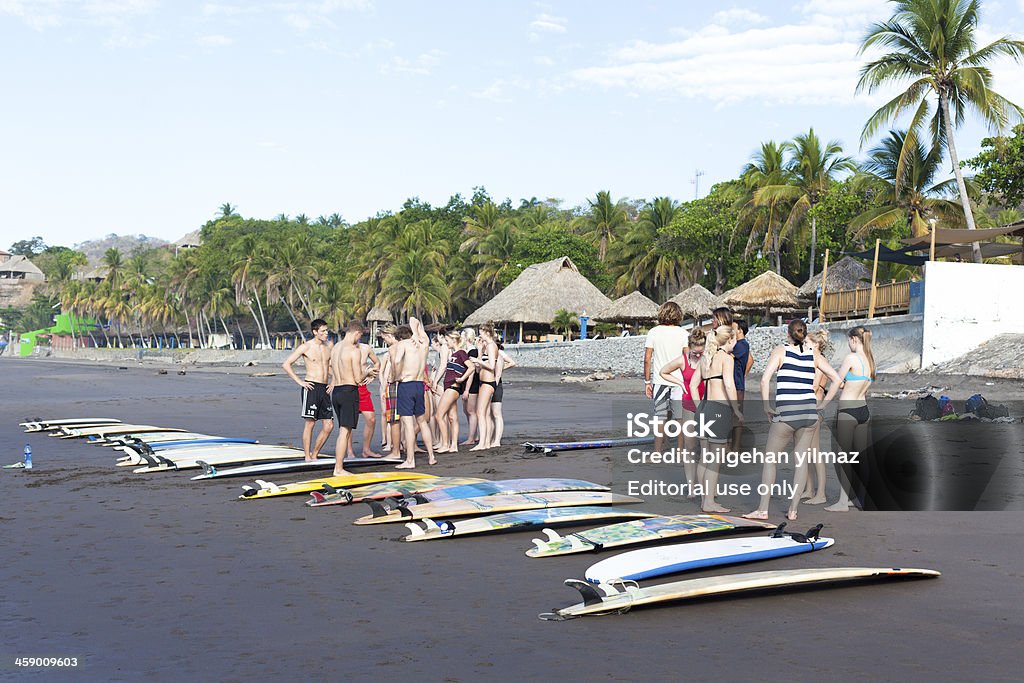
[385,382,400,424]
[652,384,683,421]
[698,399,733,444]
[301,382,333,420]
[332,385,360,429]
[358,384,374,413]
[397,380,426,417]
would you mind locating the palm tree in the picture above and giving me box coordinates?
[471,221,516,297]
[850,129,965,238]
[755,129,855,279]
[551,308,578,340]
[461,201,504,253]
[857,0,1024,262]
[218,203,238,218]
[735,141,791,272]
[610,197,686,298]
[380,250,449,320]
[574,191,628,262]
[102,248,124,289]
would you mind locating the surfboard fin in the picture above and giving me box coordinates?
[565,579,605,606]
[364,499,391,518]
[774,522,823,543]
[542,529,562,543]
[198,461,216,476]
[307,491,327,504]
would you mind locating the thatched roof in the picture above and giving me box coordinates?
[174,230,202,249]
[0,255,45,280]
[366,306,392,322]
[464,256,612,326]
[718,270,799,310]
[797,256,870,300]
[669,284,716,320]
[594,291,659,323]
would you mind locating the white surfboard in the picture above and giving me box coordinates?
[114,443,294,466]
[127,447,305,473]
[59,424,185,439]
[190,456,403,480]
[585,532,835,584]
[21,418,120,432]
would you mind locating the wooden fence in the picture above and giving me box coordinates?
[823,280,912,320]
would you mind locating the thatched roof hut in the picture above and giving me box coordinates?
[366,306,392,322]
[717,270,799,313]
[669,284,716,322]
[173,230,202,250]
[595,291,659,323]
[0,255,45,281]
[464,256,612,327]
[797,256,870,300]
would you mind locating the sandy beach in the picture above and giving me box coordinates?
[2,358,1023,681]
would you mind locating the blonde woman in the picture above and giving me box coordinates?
[489,343,517,448]
[469,323,499,451]
[826,326,876,512]
[800,328,833,505]
[687,324,742,513]
[460,327,479,446]
[435,331,472,452]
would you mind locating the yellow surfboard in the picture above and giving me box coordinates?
[239,472,434,500]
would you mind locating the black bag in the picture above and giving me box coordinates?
[978,402,1010,420]
[914,395,942,420]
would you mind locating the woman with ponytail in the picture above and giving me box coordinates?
[826,326,875,512]
[686,324,741,513]
[747,319,841,521]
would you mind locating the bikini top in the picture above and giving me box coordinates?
[844,355,872,383]
[703,350,725,383]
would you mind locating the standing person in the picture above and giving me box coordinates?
[489,343,517,448]
[329,321,373,476]
[826,326,875,513]
[460,328,479,446]
[469,323,499,452]
[746,319,841,521]
[428,332,448,449]
[392,317,436,468]
[349,337,382,459]
[282,318,335,461]
[436,331,472,452]
[643,302,688,454]
[800,328,832,504]
[688,324,742,513]
[712,306,734,330]
[657,327,706,493]
[733,319,753,403]
[378,324,399,455]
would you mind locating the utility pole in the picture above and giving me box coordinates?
[691,170,705,199]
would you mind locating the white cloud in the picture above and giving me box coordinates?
[573,1,895,107]
[196,33,233,47]
[711,8,769,26]
[529,12,567,40]
[380,48,444,76]
[0,0,65,30]
[285,13,312,30]
[533,55,554,67]
[84,0,158,18]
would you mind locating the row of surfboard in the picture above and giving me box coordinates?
[25,417,941,619]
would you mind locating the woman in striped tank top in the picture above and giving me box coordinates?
[745,319,841,521]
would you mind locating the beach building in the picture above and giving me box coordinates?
[0,254,45,281]
[173,230,202,254]
[464,256,612,342]
[594,291,659,334]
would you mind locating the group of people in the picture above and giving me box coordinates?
[644,302,875,520]
[282,317,515,476]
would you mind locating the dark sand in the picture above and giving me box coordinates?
[2,359,1023,681]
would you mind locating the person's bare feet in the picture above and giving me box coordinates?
[702,504,731,513]
[427,457,437,466]
[459,439,476,446]
[332,468,353,477]
[362,451,384,458]
[825,502,850,512]
[742,510,769,520]
[469,443,489,451]
[786,510,798,521]
[395,461,416,469]
[804,495,827,505]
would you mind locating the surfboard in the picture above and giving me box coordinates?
[522,437,652,454]
[540,567,941,620]
[585,525,835,584]
[97,432,220,447]
[305,477,489,507]
[129,447,309,473]
[354,491,643,525]
[123,437,258,450]
[526,515,777,558]
[404,506,659,542]
[116,444,298,467]
[21,418,120,432]
[190,456,404,480]
[59,424,186,439]
[394,479,609,506]
[239,472,435,500]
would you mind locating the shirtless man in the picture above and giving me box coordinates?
[329,321,373,476]
[391,317,435,468]
[347,339,383,459]
[282,318,334,461]
[379,324,403,458]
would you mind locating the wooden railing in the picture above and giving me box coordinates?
[822,280,912,320]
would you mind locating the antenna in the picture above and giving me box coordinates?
[691,170,705,199]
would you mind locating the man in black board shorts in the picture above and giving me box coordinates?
[282,318,334,461]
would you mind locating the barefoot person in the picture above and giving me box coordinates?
[747,319,840,521]
[688,324,742,513]
[800,329,832,505]
[826,326,875,512]
[469,323,500,451]
[378,324,400,455]
[460,328,479,445]
[282,318,334,461]
[347,337,382,459]
[329,321,373,476]
[392,318,435,468]
[436,331,472,452]
[657,327,706,494]
[643,302,688,454]
[489,343,516,448]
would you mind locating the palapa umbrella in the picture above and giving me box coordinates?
[717,270,799,320]
[669,284,716,325]
[797,256,870,301]
[366,305,393,344]
[594,291,659,324]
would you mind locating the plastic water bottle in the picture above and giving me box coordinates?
[23,444,32,470]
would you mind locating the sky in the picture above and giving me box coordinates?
[2,0,1024,249]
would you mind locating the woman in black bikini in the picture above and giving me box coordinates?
[826,326,875,512]
[470,323,499,452]
[436,331,473,453]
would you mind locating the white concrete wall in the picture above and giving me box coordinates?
[921,261,1024,367]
